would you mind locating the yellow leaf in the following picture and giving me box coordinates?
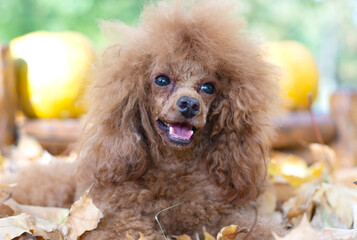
[203,231,215,240]
[217,225,248,240]
[64,187,103,240]
[269,152,325,187]
[126,232,135,240]
[139,232,147,240]
[270,152,308,178]
[176,234,192,240]
[0,183,17,190]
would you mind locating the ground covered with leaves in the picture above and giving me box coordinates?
[0,136,357,239]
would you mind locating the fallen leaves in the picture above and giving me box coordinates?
[0,185,102,239]
[1,135,357,239]
[125,225,251,240]
[269,143,357,240]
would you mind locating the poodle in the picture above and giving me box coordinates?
[8,0,284,239]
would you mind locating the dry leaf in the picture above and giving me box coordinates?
[0,187,103,239]
[0,194,69,239]
[269,152,325,187]
[273,215,320,240]
[320,228,357,240]
[0,183,17,190]
[0,213,33,239]
[282,183,319,224]
[126,232,136,240]
[138,232,147,240]
[0,191,68,226]
[175,234,192,240]
[283,182,357,232]
[203,231,215,240]
[20,205,69,226]
[311,183,357,229]
[64,188,103,240]
[217,225,248,240]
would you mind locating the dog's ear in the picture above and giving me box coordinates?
[201,77,276,203]
[75,22,155,185]
[76,82,154,185]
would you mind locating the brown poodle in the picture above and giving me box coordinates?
[7,0,284,239]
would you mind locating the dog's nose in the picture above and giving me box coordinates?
[176,96,200,118]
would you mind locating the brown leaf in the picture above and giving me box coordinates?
[64,187,103,240]
[0,213,33,239]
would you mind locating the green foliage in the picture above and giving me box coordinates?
[0,0,146,46]
[0,0,356,86]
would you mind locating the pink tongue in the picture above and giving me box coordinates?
[168,123,193,140]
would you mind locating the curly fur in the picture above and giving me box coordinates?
[6,0,284,239]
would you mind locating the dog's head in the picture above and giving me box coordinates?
[77,0,278,203]
[150,59,218,149]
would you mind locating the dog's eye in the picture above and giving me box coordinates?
[201,83,215,94]
[154,75,171,86]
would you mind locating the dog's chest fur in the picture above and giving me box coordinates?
[89,160,237,236]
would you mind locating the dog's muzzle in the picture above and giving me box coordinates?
[176,96,200,119]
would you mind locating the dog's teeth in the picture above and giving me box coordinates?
[169,127,174,135]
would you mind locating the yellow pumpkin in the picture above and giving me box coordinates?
[10,31,95,118]
[265,41,319,110]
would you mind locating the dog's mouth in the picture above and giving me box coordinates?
[157,119,197,146]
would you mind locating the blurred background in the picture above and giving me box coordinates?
[1,0,356,112]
